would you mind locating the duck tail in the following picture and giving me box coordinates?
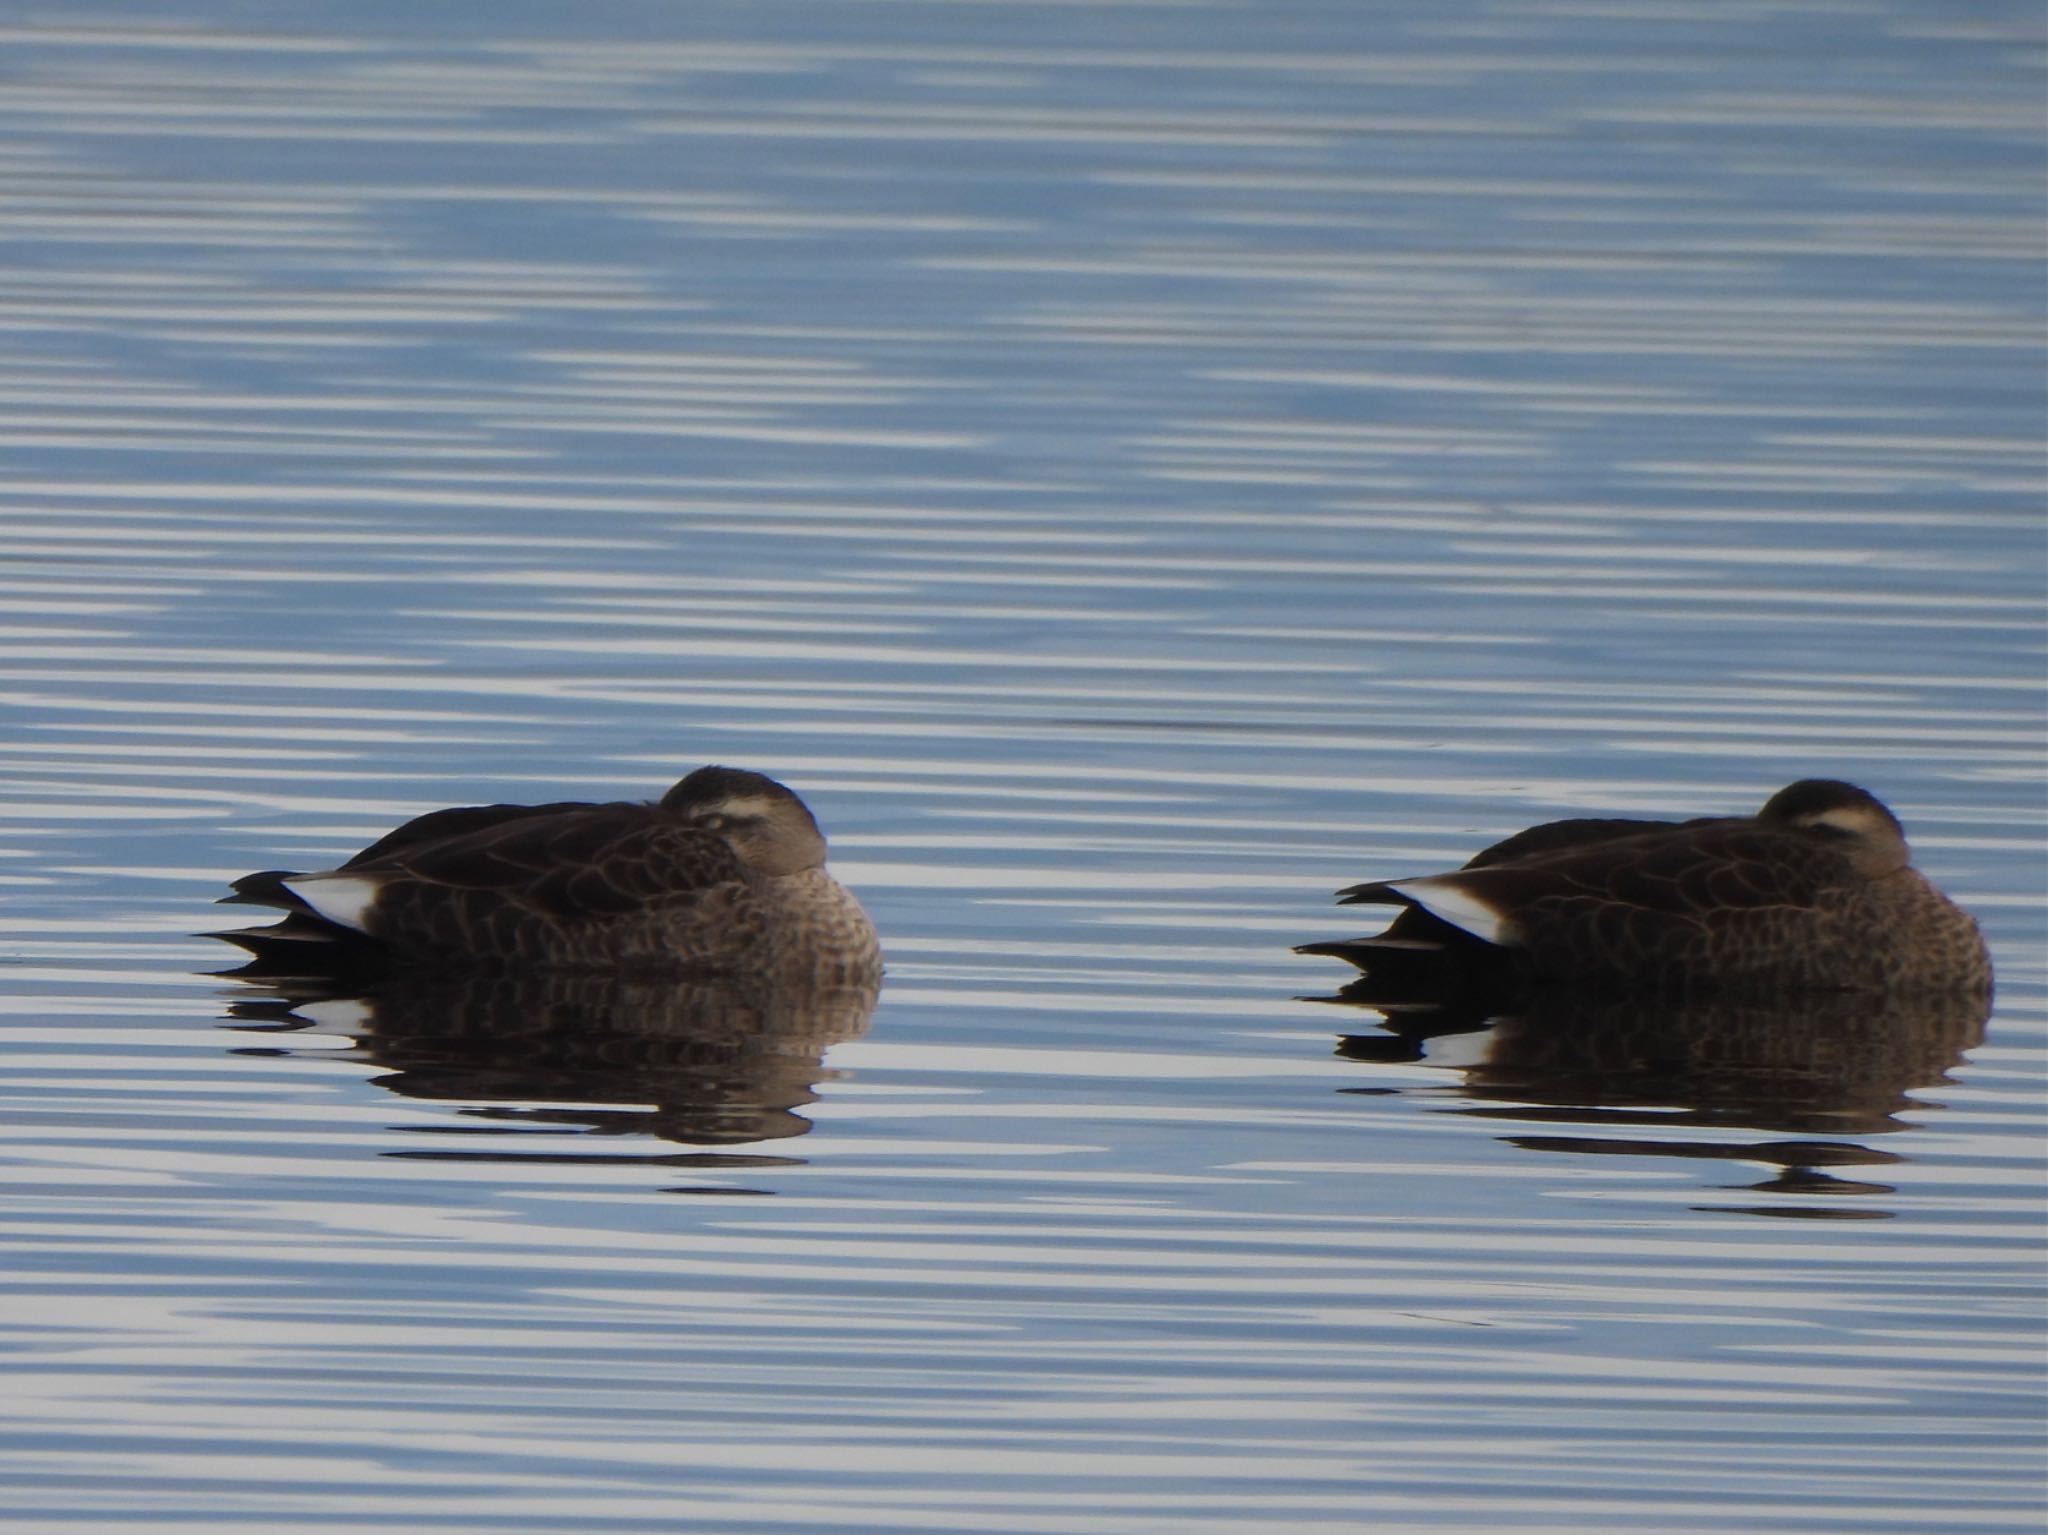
[217,870,313,913]
[202,911,390,989]
[1334,879,1405,907]
[1295,934,1496,1000]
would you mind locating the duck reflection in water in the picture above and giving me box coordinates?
[223,971,880,1154]
[1299,781,1992,1214]
[211,767,881,1158]
[1320,989,1987,1211]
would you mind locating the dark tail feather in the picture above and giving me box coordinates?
[203,914,342,955]
[204,909,390,992]
[1306,895,1521,1050]
[218,870,311,913]
[1294,935,1489,999]
[1335,879,1407,907]
[1298,917,1519,1012]
[1294,934,1442,967]
[211,938,392,991]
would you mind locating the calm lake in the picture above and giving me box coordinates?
[1,2,2042,1532]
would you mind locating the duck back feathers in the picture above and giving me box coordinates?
[215,766,877,984]
[1305,780,1990,998]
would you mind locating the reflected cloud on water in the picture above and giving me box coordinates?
[221,969,879,1160]
[1323,984,1988,1216]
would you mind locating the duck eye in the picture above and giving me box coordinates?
[1798,817,1855,839]
[696,812,732,832]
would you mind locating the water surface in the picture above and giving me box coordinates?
[0,2,2043,1531]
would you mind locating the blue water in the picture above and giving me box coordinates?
[0,2,2042,1530]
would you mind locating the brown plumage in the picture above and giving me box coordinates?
[1299,780,1991,998]
[212,766,879,985]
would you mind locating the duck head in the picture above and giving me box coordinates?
[1757,779,1911,878]
[662,766,829,876]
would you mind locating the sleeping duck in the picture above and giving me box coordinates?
[1299,779,1990,998]
[214,766,879,984]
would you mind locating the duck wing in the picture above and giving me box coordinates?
[225,804,762,970]
[1324,814,1710,955]
[1343,822,1855,983]
[308,804,747,920]
[339,798,606,869]
[1456,814,1713,869]
[217,798,609,915]
[1301,818,1689,984]
[1331,813,1727,907]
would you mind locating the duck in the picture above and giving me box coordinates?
[213,766,880,984]
[1298,779,1990,998]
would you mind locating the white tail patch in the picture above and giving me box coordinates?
[282,874,383,935]
[295,998,371,1035]
[1388,876,1515,947]
[1419,1029,1506,1071]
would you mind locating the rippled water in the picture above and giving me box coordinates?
[2,2,2043,1531]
